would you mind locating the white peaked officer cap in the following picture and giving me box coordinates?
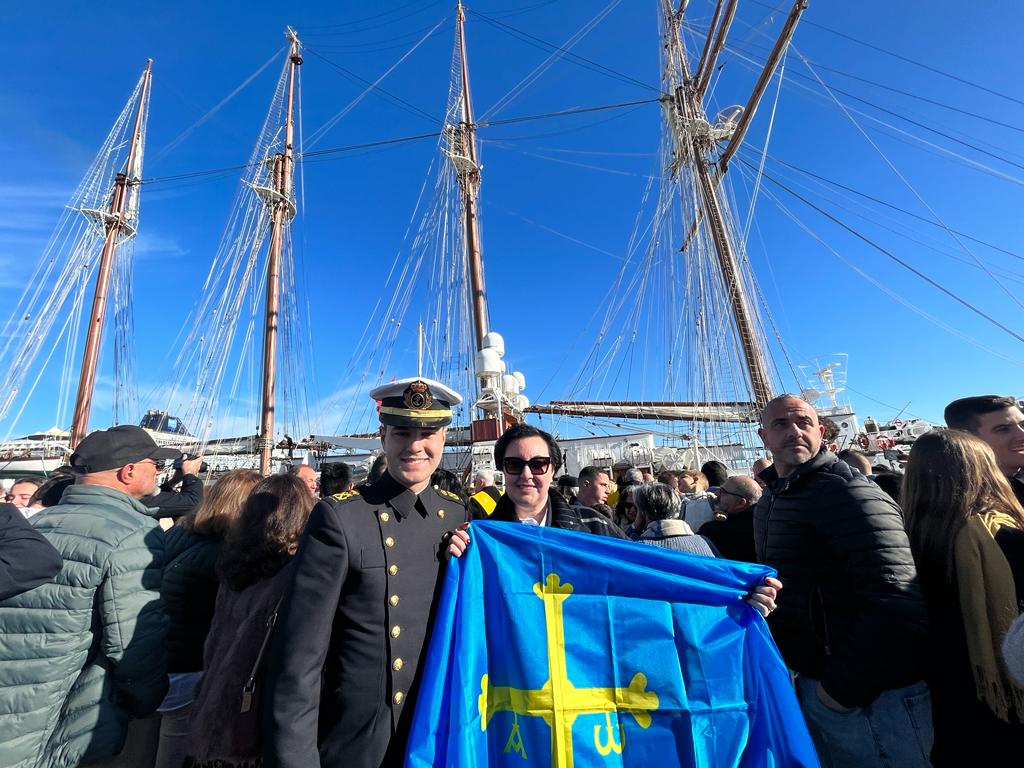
[370,377,463,428]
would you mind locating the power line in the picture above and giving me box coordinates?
[740,157,1024,345]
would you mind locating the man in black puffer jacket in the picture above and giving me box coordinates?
[754,394,931,768]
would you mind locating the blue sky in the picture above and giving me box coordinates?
[1,0,1022,440]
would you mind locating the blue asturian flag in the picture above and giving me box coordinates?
[406,521,819,768]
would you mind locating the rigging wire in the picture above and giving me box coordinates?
[479,0,623,121]
[743,147,1024,263]
[792,47,1024,314]
[152,46,287,164]
[745,0,1024,109]
[741,157,1024,346]
[139,97,660,184]
[467,7,662,94]
[303,18,446,146]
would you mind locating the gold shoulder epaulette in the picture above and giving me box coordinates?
[330,489,361,502]
[436,488,465,504]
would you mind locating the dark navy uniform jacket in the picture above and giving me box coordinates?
[264,472,468,768]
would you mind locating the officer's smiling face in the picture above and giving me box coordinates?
[380,425,447,493]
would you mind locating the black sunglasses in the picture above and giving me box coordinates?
[502,456,552,475]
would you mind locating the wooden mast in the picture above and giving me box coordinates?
[456,1,489,352]
[664,1,778,412]
[69,60,152,449]
[258,30,302,476]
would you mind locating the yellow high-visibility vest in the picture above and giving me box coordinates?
[471,488,500,516]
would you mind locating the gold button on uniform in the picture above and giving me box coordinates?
[385,537,395,548]
[380,512,390,522]
[391,625,401,638]
[389,595,400,606]
[437,509,446,519]
[394,692,404,705]
[393,658,404,671]
[389,564,399,576]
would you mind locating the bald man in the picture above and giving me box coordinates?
[753,394,930,767]
[698,475,761,563]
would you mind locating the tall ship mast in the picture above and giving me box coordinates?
[160,29,311,475]
[69,62,154,448]
[257,30,303,475]
[0,61,153,455]
[529,0,807,469]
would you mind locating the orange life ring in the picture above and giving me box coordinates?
[857,434,870,449]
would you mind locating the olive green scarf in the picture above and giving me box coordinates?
[954,510,1024,722]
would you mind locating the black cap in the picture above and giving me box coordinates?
[70,425,182,474]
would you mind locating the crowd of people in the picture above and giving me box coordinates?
[0,381,1022,767]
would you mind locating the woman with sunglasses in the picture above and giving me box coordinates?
[488,423,781,617]
[488,423,627,537]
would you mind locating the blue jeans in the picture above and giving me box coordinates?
[794,675,933,768]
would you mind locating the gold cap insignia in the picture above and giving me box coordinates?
[403,380,433,410]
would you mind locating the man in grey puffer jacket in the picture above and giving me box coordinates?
[0,425,179,768]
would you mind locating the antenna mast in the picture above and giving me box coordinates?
[455,1,489,353]
[69,60,152,449]
[258,29,302,476]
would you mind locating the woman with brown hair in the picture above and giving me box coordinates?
[903,429,1024,764]
[156,469,262,768]
[184,473,317,768]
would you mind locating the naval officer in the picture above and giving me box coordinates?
[265,377,471,768]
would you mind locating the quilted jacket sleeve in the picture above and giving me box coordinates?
[99,522,169,716]
[0,504,63,600]
[818,482,928,706]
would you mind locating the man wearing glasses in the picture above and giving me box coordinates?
[266,377,471,768]
[698,475,762,563]
[0,424,180,768]
[486,422,627,537]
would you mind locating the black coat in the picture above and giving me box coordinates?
[488,489,628,538]
[264,473,468,768]
[0,503,63,600]
[698,506,756,563]
[141,474,205,519]
[162,525,222,673]
[753,450,928,707]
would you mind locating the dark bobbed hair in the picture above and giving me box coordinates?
[699,461,728,487]
[903,429,1024,581]
[493,423,563,473]
[320,462,352,496]
[28,475,75,508]
[944,395,1018,432]
[218,474,317,592]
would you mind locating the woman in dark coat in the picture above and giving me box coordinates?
[903,429,1024,766]
[184,473,316,768]
[156,469,261,768]
[488,423,626,537]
